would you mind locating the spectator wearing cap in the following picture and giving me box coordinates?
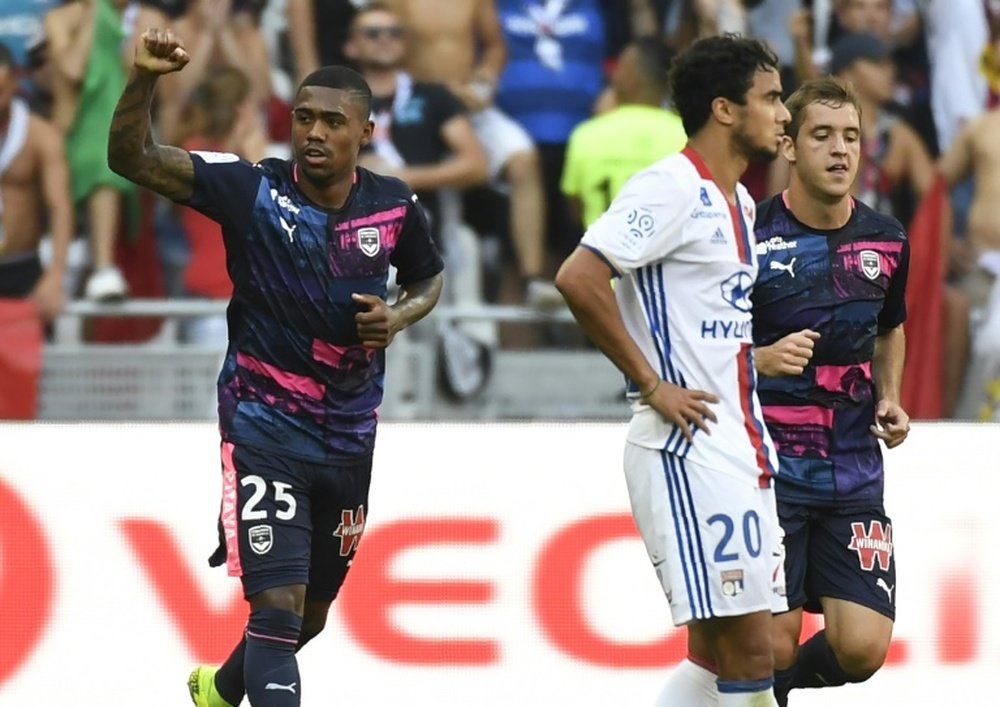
[831,32,934,222]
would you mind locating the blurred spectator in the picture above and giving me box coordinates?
[22,34,53,119]
[791,0,934,148]
[747,0,801,87]
[46,0,134,301]
[917,0,988,153]
[0,43,74,417]
[346,4,488,245]
[128,0,273,144]
[388,0,554,304]
[0,0,61,70]
[561,39,685,229]
[832,32,933,219]
[495,0,606,265]
[286,0,372,82]
[646,0,746,51]
[939,105,1000,420]
[173,66,267,346]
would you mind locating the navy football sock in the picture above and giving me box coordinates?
[214,637,247,706]
[244,608,303,706]
[790,630,855,690]
[214,612,325,705]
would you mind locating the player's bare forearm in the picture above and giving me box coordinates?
[392,272,445,330]
[873,325,906,403]
[556,247,658,391]
[108,69,194,201]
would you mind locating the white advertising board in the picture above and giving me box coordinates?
[0,422,996,705]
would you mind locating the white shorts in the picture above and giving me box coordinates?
[470,107,535,180]
[624,444,788,626]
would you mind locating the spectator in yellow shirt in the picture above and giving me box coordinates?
[561,39,687,229]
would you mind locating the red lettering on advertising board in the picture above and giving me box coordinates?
[120,519,246,663]
[533,513,686,667]
[0,478,54,685]
[938,574,978,663]
[338,518,499,664]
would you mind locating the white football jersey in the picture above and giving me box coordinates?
[581,148,777,486]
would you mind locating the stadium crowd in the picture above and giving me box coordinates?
[1,0,999,421]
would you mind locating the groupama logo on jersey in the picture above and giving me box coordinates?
[720,271,754,312]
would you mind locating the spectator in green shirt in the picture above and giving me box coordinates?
[561,39,687,230]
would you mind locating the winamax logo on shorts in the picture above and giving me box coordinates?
[847,521,892,571]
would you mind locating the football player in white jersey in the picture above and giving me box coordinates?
[556,35,792,707]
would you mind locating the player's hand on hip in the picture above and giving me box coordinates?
[870,399,910,448]
[754,329,820,376]
[135,29,190,75]
[353,293,401,348]
[646,381,719,444]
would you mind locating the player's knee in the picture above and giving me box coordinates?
[830,633,889,680]
[772,629,799,671]
[248,584,307,615]
[714,625,774,680]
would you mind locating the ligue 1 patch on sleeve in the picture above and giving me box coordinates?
[191,150,240,164]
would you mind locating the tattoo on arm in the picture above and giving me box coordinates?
[108,70,194,201]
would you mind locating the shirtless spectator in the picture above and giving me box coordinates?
[384,0,553,304]
[46,0,132,300]
[0,43,73,321]
[939,105,1000,420]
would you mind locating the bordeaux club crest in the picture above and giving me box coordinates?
[860,250,881,280]
[358,227,380,257]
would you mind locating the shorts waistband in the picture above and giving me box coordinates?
[0,251,43,297]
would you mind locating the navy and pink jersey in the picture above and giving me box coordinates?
[181,152,443,462]
[751,194,909,506]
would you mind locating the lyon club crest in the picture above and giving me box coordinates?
[358,227,380,257]
[860,250,881,279]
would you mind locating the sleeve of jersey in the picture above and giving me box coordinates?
[578,167,688,277]
[179,151,263,234]
[879,236,910,329]
[390,194,445,285]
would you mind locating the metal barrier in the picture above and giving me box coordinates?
[40,300,627,421]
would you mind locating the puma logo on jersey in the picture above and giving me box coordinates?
[265,682,298,694]
[876,578,894,602]
[279,216,297,243]
[770,257,796,277]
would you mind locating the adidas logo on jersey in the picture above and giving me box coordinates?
[710,228,726,245]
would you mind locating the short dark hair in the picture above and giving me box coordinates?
[632,38,674,95]
[0,42,15,69]
[668,34,780,136]
[297,65,373,118]
[784,78,862,140]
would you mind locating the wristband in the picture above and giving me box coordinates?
[639,378,661,400]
